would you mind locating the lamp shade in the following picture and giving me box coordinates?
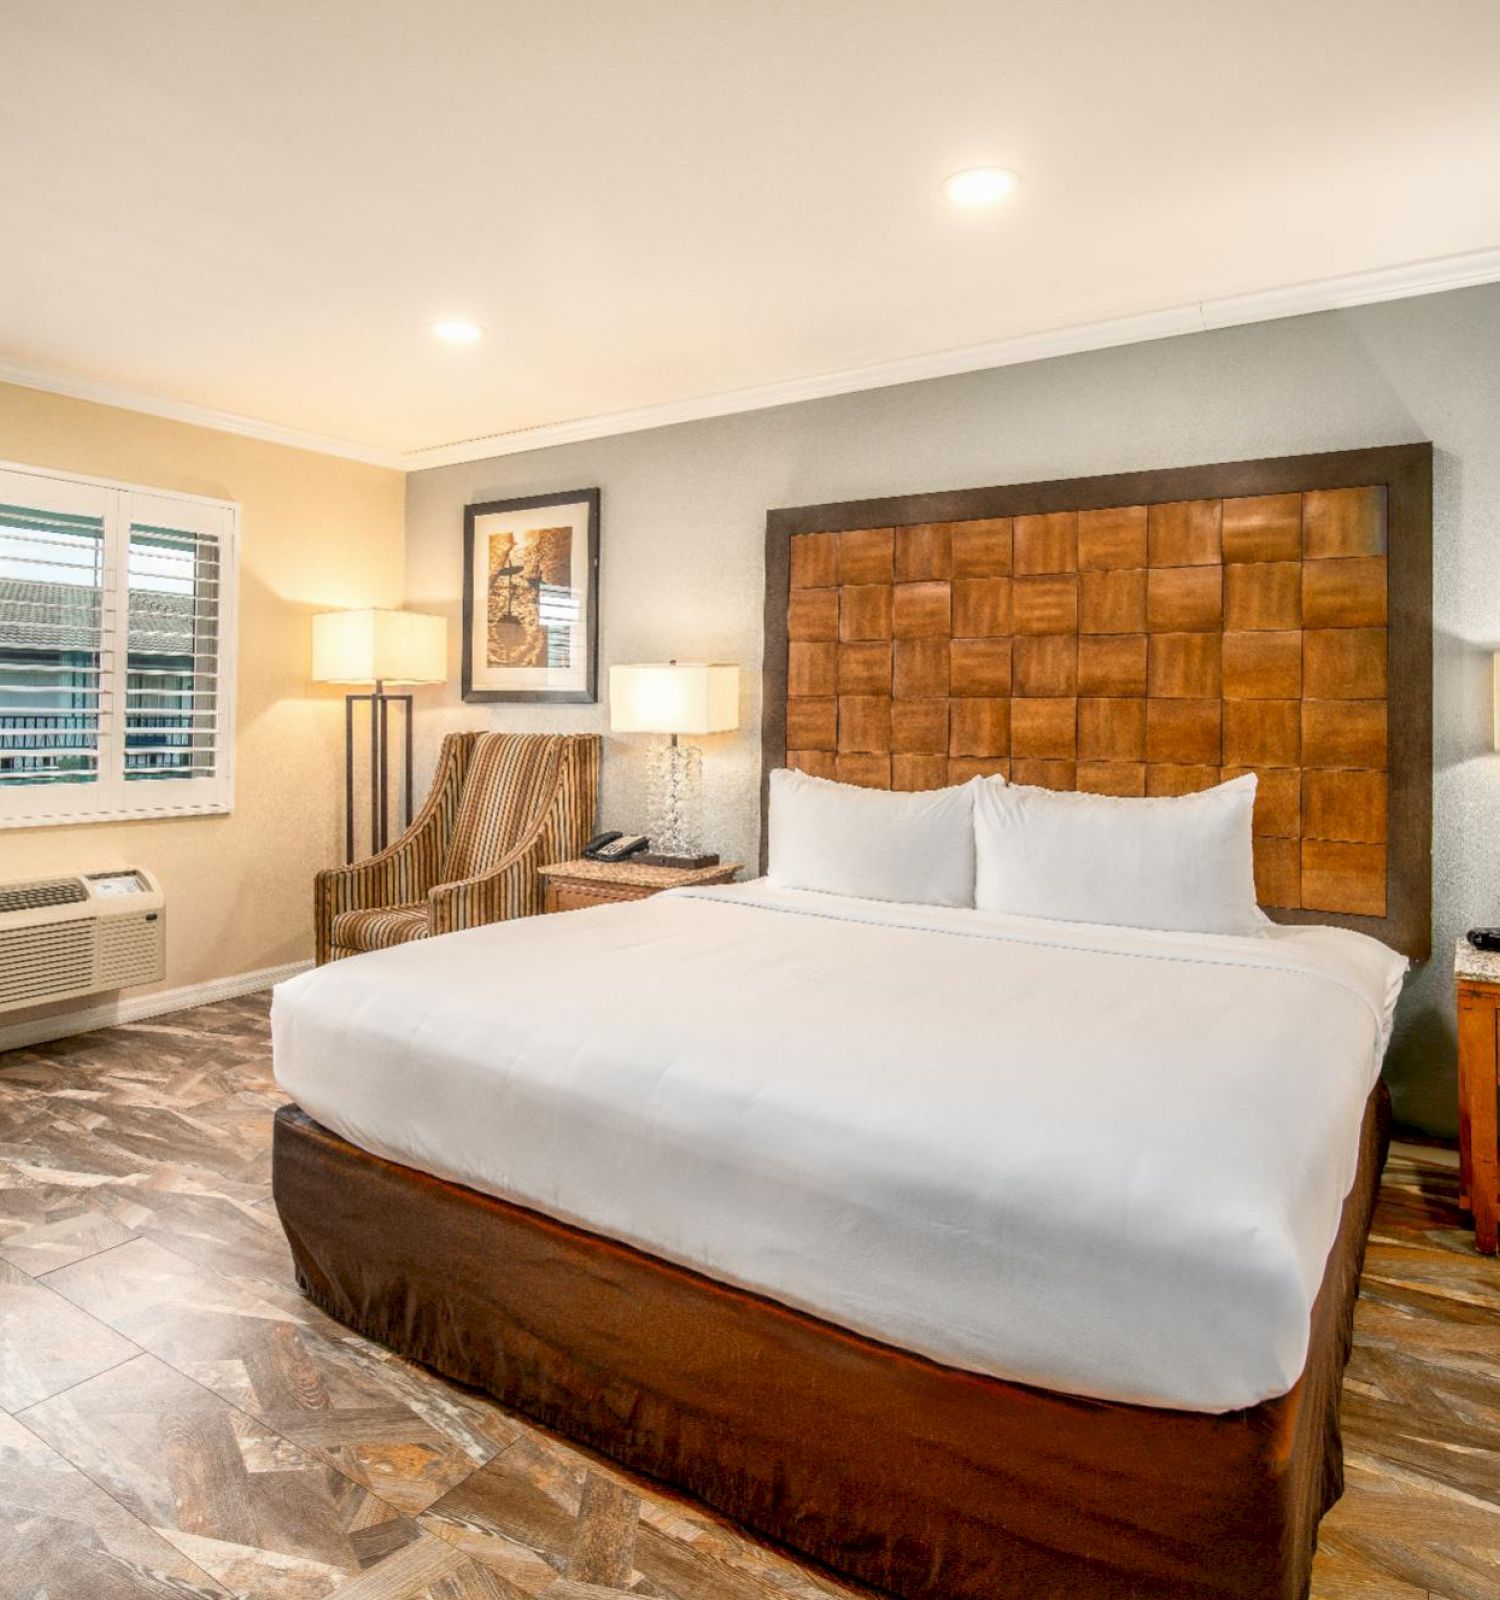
[610,662,739,735]
[312,609,447,685]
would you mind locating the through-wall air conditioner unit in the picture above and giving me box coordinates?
[0,869,165,1013]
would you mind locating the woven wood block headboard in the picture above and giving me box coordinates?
[762,445,1432,959]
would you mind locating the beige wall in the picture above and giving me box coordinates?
[0,382,406,999]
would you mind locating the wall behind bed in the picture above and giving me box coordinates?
[404,279,1500,1138]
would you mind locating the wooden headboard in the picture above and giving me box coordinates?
[762,445,1432,959]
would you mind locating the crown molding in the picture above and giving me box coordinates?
[1200,244,1500,328]
[399,302,1207,469]
[401,243,1500,471]
[4,244,1498,473]
[0,356,403,469]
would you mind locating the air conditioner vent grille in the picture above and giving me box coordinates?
[0,879,86,915]
[0,921,94,1006]
[97,916,161,989]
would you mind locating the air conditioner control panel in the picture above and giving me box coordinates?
[87,871,149,899]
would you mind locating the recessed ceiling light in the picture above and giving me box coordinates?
[943,167,1021,208]
[430,319,485,344]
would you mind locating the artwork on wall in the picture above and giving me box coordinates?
[462,488,600,702]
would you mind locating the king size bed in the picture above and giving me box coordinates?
[272,444,1432,1600]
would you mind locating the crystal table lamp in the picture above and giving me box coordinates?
[609,662,739,868]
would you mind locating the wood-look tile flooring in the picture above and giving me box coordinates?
[0,996,1493,1600]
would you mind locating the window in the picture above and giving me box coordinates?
[0,463,236,827]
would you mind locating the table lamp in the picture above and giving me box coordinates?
[609,661,739,868]
[312,608,447,862]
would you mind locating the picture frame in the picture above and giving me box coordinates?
[461,488,600,703]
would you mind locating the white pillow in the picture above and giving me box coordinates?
[973,774,1262,936]
[767,768,979,907]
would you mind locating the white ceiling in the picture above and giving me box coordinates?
[3,0,1499,462]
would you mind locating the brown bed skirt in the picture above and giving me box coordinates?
[272,1083,1390,1600]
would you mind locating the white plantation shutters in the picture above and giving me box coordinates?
[125,496,228,792]
[0,466,236,825]
[0,482,108,803]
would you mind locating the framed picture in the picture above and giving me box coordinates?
[461,488,600,703]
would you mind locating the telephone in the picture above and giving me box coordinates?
[583,831,651,863]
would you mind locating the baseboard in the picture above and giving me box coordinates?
[0,959,313,1054]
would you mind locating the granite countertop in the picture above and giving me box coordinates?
[1455,935,1500,984]
[539,857,742,889]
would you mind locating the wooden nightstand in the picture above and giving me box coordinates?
[539,857,741,914]
[1456,937,1500,1254]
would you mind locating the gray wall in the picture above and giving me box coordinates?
[406,281,1500,1136]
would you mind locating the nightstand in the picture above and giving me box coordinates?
[539,857,741,914]
[1456,937,1500,1254]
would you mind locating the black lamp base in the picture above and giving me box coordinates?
[344,682,414,863]
[638,851,720,870]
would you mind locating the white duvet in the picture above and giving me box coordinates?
[271,880,1405,1413]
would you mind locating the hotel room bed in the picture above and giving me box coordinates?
[271,881,1403,1600]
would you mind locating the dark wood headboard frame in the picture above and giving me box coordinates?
[762,444,1432,959]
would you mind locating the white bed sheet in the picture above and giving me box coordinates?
[271,880,1405,1413]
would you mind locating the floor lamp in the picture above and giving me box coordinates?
[312,609,448,863]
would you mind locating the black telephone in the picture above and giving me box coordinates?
[583,830,651,863]
[1468,928,1500,952]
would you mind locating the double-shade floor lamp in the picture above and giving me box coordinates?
[312,608,448,863]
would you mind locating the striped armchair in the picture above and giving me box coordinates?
[315,731,599,964]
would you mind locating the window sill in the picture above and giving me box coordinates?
[0,798,233,830]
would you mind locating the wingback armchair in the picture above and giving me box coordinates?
[315,731,599,963]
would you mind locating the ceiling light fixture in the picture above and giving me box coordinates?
[943,167,1021,208]
[429,319,485,344]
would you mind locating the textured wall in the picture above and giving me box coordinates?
[0,382,407,998]
[405,282,1500,1136]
